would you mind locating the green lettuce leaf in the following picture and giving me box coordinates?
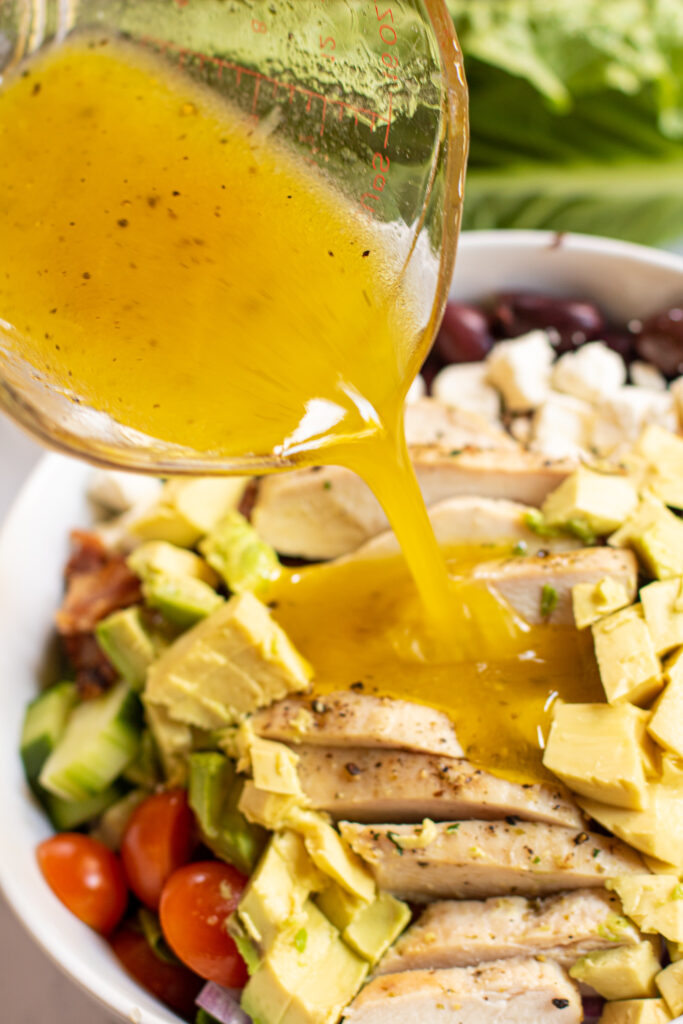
[449,0,683,243]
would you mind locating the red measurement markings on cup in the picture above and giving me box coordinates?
[139,35,391,144]
[359,4,400,215]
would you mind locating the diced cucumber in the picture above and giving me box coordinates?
[45,783,127,831]
[95,607,157,690]
[39,681,143,801]
[20,681,79,787]
[142,574,224,629]
[122,729,162,789]
[189,752,266,874]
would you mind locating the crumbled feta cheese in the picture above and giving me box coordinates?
[485,330,554,412]
[405,374,426,404]
[592,386,677,457]
[552,342,626,405]
[88,470,163,513]
[630,361,667,391]
[530,392,594,460]
[432,362,501,422]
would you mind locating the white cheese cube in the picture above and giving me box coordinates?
[405,374,426,405]
[432,362,501,422]
[530,392,594,460]
[485,330,554,412]
[88,469,163,513]
[552,342,626,405]
[593,387,677,457]
[509,416,532,444]
[631,361,667,391]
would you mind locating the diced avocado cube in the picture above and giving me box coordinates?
[188,752,266,874]
[39,681,142,802]
[570,943,661,1001]
[641,578,683,655]
[607,876,683,943]
[655,958,683,1016]
[315,883,368,932]
[286,808,376,903]
[599,998,672,1024]
[543,703,653,810]
[542,466,638,536]
[241,899,337,1024]
[128,540,219,587]
[592,606,662,706]
[573,577,631,629]
[200,511,280,596]
[632,424,683,510]
[250,738,305,798]
[96,607,157,690]
[142,574,224,629]
[144,699,193,786]
[145,592,312,731]
[238,781,300,830]
[580,764,683,868]
[90,788,147,850]
[129,478,248,547]
[610,494,683,580]
[20,681,79,786]
[341,891,410,965]
[277,936,368,1024]
[241,900,368,1024]
[238,831,325,953]
[648,651,683,759]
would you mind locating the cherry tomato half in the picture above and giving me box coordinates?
[37,833,127,935]
[121,789,194,910]
[160,861,249,988]
[111,923,202,1018]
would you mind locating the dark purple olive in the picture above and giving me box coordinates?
[434,301,494,364]
[600,330,638,363]
[634,307,683,378]
[493,292,606,352]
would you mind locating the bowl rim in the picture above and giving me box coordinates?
[0,228,682,1024]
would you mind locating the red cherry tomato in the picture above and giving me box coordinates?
[121,789,194,910]
[111,923,202,1018]
[37,833,127,935]
[160,861,249,988]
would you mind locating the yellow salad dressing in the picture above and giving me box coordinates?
[0,38,592,781]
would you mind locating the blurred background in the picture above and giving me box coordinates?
[451,0,683,246]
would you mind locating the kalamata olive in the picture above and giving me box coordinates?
[600,330,637,362]
[493,292,606,352]
[420,349,444,392]
[634,307,683,378]
[434,301,494,364]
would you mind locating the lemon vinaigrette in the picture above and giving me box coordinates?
[0,37,453,619]
[0,39,597,780]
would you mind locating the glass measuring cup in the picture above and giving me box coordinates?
[0,0,468,474]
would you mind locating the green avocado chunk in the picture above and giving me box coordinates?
[142,573,224,629]
[199,511,280,596]
[188,751,266,874]
[96,607,157,690]
[569,942,661,1000]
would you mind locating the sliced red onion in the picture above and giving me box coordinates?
[196,982,252,1024]
[582,995,604,1022]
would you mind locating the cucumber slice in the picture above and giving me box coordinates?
[45,783,127,831]
[20,681,79,786]
[90,788,147,850]
[39,681,143,801]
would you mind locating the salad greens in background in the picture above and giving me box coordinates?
[449,0,683,245]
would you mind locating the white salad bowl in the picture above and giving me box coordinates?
[0,230,682,1024]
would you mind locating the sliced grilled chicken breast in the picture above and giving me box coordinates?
[376,889,640,975]
[339,820,645,902]
[250,693,463,759]
[344,957,582,1024]
[293,746,583,829]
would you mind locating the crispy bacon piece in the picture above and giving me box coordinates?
[57,531,143,695]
